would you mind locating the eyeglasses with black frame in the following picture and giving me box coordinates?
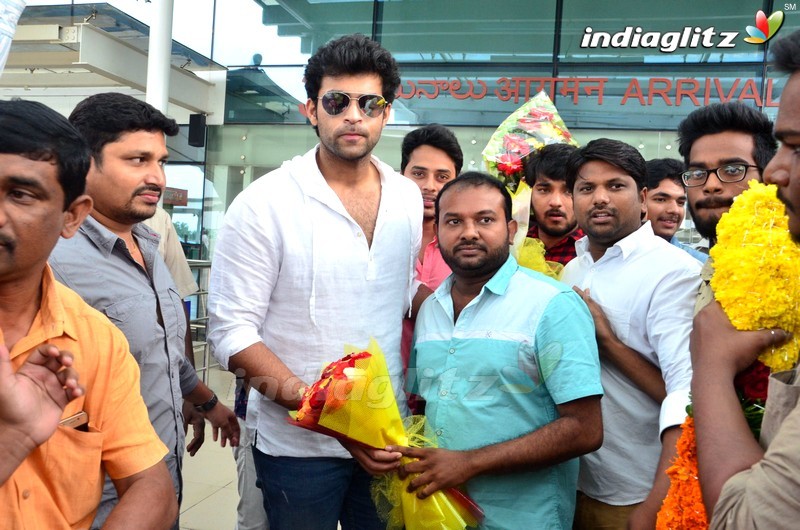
[680,164,761,187]
[317,91,388,118]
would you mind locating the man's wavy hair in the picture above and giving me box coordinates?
[69,92,179,164]
[677,102,776,170]
[304,34,401,103]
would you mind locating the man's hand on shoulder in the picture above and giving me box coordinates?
[572,286,618,350]
[574,286,667,403]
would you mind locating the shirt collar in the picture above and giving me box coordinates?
[575,222,655,262]
[292,145,388,206]
[483,255,519,295]
[435,254,518,299]
[9,265,78,358]
[81,215,159,258]
[40,264,78,340]
[615,221,656,259]
[80,215,118,257]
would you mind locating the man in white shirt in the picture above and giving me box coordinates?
[562,138,701,529]
[207,34,422,530]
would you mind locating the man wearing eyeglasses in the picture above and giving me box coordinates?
[677,102,777,310]
[208,34,422,530]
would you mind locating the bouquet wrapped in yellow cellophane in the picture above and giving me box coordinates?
[517,237,564,280]
[288,339,483,529]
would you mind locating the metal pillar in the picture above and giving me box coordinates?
[145,0,174,112]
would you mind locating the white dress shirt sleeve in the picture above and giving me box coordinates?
[647,266,701,433]
[208,192,281,370]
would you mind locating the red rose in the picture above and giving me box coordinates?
[734,360,770,402]
[497,153,523,176]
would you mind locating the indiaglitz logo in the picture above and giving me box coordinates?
[579,26,738,53]
[580,8,789,53]
[743,10,785,44]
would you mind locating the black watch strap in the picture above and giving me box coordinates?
[194,392,218,412]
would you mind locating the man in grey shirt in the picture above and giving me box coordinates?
[49,92,239,528]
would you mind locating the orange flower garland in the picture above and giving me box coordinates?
[657,418,708,529]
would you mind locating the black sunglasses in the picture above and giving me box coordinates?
[317,91,388,118]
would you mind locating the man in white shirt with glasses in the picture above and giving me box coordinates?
[208,34,422,530]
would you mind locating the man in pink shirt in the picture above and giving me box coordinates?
[400,124,463,382]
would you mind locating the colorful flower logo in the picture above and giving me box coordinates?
[744,10,785,44]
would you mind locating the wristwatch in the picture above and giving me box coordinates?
[194,392,218,412]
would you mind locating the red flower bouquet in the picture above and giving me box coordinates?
[289,340,483,530]
[481,91,578,271]
[482,91,577,192]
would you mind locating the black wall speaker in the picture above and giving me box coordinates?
[188,113,206,147]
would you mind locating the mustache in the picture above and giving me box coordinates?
[338,126,367,136]
[694,197,733,209]
[544,209,566,217]
[0,233,15,250]
[588,206,616,217]
[134,185,162,197]
[454,241,487,252]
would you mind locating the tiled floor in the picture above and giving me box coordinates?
[180,367,241,530]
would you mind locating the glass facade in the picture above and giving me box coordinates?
[200,0,798,256]
[224,0,795,130]
[20,1,800,253]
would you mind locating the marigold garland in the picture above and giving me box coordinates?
[710,181,800,372]
[657,417,708,529]
[656,181,800,529]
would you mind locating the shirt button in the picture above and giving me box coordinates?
[448,348,455,354]
[356,232,363,237]
[435,429,443,436]
[440,390,448,397]
[22,490,30,499]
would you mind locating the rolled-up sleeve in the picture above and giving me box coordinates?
[208,193,281,369]
[711,371,800,528]
[179,354,200,395]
